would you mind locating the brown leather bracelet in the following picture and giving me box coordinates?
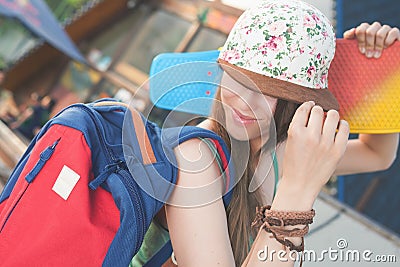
[264,205,315,221]
[252,205,315,228]
[262,222,308,252]
[266,216,314,226]
[274,235,305,252]
[251,205,315,254]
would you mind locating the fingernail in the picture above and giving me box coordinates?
[359,47,366,54]
[309,101,315,105]
[365,50,374,58]
[374,50,381,58]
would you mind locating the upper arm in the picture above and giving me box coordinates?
[334,133,399,176]
[166,138,235,266]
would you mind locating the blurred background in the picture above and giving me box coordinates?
[0,1,399,264]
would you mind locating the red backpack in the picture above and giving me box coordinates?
[0,99,233,266]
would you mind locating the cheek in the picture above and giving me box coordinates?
[221,87,237,101]
[220,88,239,110]
[261,96,278,114]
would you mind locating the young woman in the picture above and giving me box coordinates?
[131,1,400,266]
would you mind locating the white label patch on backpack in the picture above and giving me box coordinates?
[52,165,80,200]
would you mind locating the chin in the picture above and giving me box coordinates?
[225,120,259,142]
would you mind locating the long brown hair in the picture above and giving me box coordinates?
[210,88,300,266]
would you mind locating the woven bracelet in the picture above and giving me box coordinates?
[251,205,315,254]
[259,222,307,252]
[252,205,315,228]
[264,205,315,221]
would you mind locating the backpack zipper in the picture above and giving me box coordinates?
[1,104,146,255]
[117,167,146,252]
[77,104,146,250]
[75,105,116,163]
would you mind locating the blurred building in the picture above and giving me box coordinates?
[335,0,400,236]
[337,0,400,36]
[1,0,242,114]
[0,0,337,111]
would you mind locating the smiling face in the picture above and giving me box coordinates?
[219,71,278,143]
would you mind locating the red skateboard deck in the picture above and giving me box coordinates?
[329,39,400,133]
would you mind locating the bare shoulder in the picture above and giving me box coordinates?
[173,118,216,168]
[173,137,223,191]
[196,118,213,130]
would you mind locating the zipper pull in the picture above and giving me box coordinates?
[89,160,124,190]
[25,138,61,183]
[51,138,61,149]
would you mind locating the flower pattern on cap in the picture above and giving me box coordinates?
[219,0,336,89]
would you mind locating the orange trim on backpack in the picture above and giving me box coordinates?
[94,102,157,164]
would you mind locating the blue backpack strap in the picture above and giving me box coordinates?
[144,126,234,266]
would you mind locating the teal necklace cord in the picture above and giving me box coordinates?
[272,150,279,198]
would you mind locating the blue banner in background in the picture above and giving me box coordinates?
[0,0,87,63]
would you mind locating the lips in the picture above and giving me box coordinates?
[232,108,257,125]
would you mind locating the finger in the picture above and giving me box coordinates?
[307,105,324,136]
[334,120,350,155]
[321,110,340,144]
[289,101,315,130]
[343,28,356,39]
[384,27,400,47]
[374,25,392,58]
[365,22,382,58]
[355,23,370,54]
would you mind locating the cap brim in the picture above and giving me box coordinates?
[218,59,339,111]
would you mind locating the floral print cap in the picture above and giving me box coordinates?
[218,0,339,110]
